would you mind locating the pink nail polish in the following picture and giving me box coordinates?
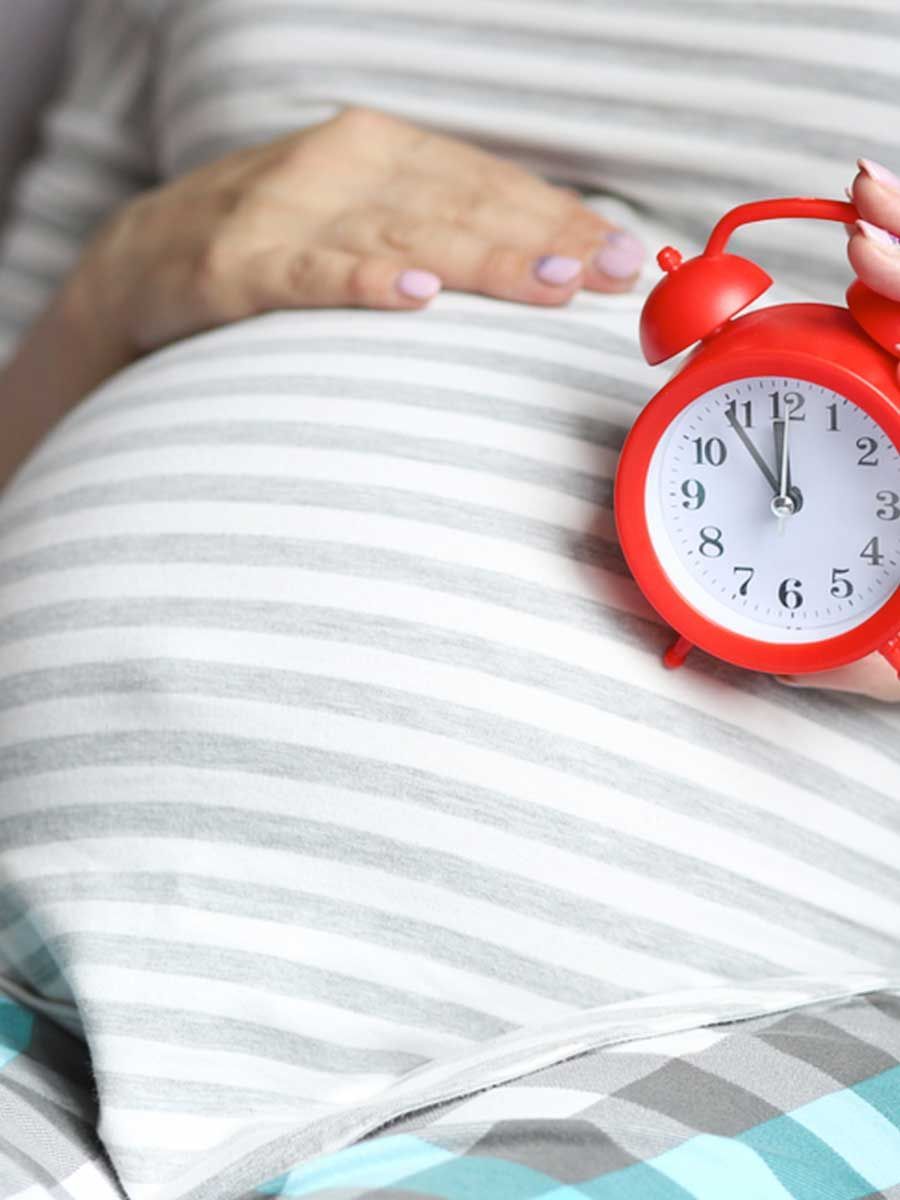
[857,158,900,193]
[856,219,900,250]
[592,230,645,279]
[533,255,582,285]
[396,269,441,299]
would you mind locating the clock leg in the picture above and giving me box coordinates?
[878,632,900,679]
[662,634,693,669]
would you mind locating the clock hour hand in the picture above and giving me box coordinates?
[724,406,780,493]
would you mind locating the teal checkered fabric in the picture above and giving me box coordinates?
[258,992,900,1200]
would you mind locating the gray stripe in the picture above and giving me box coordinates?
[46,929,510,1040]
[166,65,900,174]
[0,535,896,795]
[48,142,155,187]
[99,316,643,387]
[0,801,816,978]
[4,872,623,1009]
[166,7,900,114]
[0,1073,97,1164]
[4,419,612,501]
[0,1137,59,1194]
[0,476,621,572]
[99,1070,329,1113]
[1,195,117,241]
[170,0,900,43]
[539,0,900,34]
[74,995,428,1074]
[3,792,796,979]
[0,257,65,291]
[5,633,898,854]
[0,585,888,763]
[55,356,643,442]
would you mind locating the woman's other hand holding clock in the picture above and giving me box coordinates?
[779,159,900,702]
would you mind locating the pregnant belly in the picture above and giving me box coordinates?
[0,296,897,1171]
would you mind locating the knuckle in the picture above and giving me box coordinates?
[438,192,488,228]
[346,257,386,305]
[555,231,600,260]
[480,244,526,284]
[192,240,235,309]
[432,194,468,227]
[287,248,319,291]
[381,215,430,253]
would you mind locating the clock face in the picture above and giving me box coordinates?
[645,375,900,643]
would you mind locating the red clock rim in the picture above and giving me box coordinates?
[614,349,900,674]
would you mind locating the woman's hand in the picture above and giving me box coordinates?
[69,105,644,364]
[847,158,900,332]
[776,158,900,703]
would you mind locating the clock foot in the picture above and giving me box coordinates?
[879,632,900,679]
[663,635,693,669]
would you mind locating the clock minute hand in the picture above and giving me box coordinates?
[772,417,803,528]
[773,418,792,498]
[724,407,780,493]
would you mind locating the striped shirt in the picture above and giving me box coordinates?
[1,2,899,1195]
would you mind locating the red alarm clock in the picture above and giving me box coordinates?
[614,196,900,677]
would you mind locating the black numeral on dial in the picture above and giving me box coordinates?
[769,390,806,420]
[733,566,754,596]
[726,400,753,428]
[778,578,803,609]
[876,490,900,520]
[857,437,879,466]
[693,437,727,466]
[860,536,884,566]
[830,568,853,599]
[699,526,724,557]
[681,479,706,509]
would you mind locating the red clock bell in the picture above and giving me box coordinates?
[613,197,900,677]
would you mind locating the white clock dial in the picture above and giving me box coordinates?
[645,376,900,643]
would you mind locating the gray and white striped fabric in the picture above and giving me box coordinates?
[1,2,900,1197]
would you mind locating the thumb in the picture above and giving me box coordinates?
[776,652,900,702]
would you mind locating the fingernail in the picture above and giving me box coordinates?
[533,254,583,285]
[856,218,900,249]
[858,157,900,194]
[593,229,645,279]
[396,268,442,299]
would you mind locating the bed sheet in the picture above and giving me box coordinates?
[5,975,900,1199]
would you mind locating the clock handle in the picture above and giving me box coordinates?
[703,197,857,257]
[879,632,900,679]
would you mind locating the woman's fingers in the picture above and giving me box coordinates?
[378,174,644,293]
[852,158,900,233]
[323,206,588,303]
[847,227,900,302]
[847,158,900,301]
[246,244,443,311]
[352,109,646,293]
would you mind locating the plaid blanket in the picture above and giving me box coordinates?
[5,977,900,1199]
